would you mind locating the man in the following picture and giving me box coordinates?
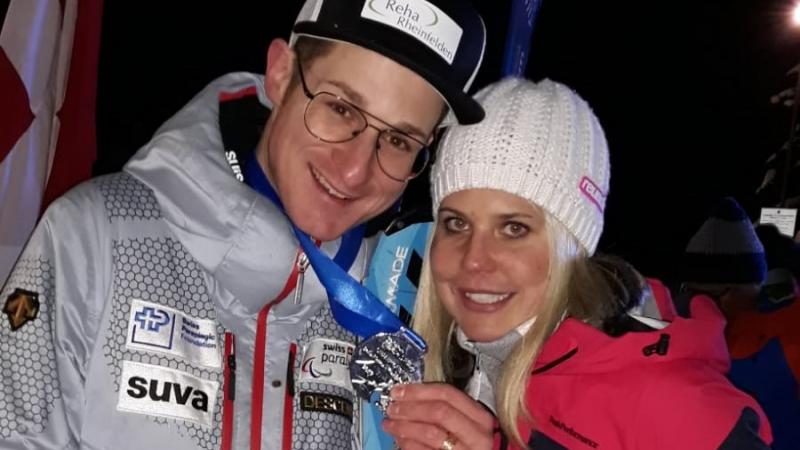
[0,1,486,449]
[677,197,768,319]
[679,197,797,450]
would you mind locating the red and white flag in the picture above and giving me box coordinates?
[0,0,102,285]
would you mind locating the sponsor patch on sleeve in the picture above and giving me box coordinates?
[126,299,221,368]
[117,361,219,428]
[3,288,40,331]
[299,338,354,388]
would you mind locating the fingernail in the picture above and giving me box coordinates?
[391,385,405,399]
[387,403,400,416]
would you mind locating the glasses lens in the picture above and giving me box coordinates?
[376,130,428,180]
[409,147,430,178]
[306,93,366,142]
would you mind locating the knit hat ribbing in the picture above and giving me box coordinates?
[682,197,767,285]
[431,77,611,254]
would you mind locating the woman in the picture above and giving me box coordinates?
[380,78,772,449]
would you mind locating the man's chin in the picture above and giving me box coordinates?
[293,217,352,242]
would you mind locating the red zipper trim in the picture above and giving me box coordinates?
[250,253,303,450]
[282,343,297,450]
[221,332,236,450]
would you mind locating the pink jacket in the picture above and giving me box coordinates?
[496,296,772,449]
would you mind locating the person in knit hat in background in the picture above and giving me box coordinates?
[752,222,800,403]
[742,223,800,382]
[678,197,800,450]
[677,197,768,318]
[379,78,772,449]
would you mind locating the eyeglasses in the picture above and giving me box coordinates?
[296,62,430,182]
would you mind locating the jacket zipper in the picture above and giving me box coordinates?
[293,253,309,304]
[250,250,304,450]
[221,332,236,450]
[282,343,298,450]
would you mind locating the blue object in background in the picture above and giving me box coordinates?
[729,338,800,450]
[502,0,543,76]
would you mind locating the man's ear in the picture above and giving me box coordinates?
[265,38,296,106]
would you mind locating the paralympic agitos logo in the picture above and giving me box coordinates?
[300,341,354,379]
[301,357,334,378]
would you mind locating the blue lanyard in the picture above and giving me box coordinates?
[243,156,363,271]
[244,154,418,342]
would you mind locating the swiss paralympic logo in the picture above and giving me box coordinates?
[131,305,175,350]
[135,307,171,331]
[301,357,333,378]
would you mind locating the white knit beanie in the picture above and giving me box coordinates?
[431,77,611,254]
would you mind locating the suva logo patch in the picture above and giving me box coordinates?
[127,376,209,411]
[299,339,354,388]
[117,361,219,427]
[126,299,221,369]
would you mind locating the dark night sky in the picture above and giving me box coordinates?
[95,1,800,283]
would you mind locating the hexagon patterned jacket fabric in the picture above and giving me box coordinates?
[0,72,374,450]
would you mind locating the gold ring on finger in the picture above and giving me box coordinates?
[440,432,458,450]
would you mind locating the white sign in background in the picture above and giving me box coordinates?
[759,208,797,238]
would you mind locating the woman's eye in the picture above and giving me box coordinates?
[504,222,529,238]
[442,217,468,232]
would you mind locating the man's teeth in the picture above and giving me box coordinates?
[313,169,350,199]
[464,292,510,304]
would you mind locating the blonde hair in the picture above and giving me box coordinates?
[413,213,618,448]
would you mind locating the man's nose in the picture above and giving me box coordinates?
[331,128,379,187]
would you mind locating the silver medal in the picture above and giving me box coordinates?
[349,327,426,412]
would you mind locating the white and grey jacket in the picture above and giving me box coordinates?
[0,72,373,450]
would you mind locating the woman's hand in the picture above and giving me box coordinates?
[382,382,495,450]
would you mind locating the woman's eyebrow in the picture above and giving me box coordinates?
[438,207,463,216]
[498,212,536,220]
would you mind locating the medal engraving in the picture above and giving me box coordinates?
[350,328,426,412]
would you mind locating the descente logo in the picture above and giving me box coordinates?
[126,376,209,412]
